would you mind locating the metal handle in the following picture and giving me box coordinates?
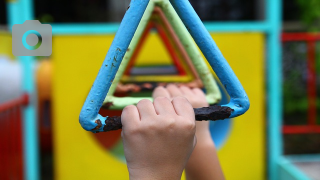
[92,105,233,132]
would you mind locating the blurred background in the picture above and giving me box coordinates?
[0,0,319,179]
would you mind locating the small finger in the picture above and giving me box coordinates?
[192,88,206,98]
[152,86,171,99]
[121,105,140,129]
[153,97,176,115]
[180,86,194,97]
[167,84,183,97]
[136,99,157,120]
[172,96,194,118]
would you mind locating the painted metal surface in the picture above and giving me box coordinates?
[278,157,311,180]
[104,1,220,110]
[51,22,271,35]
[282,33,320,134]
[0,94,28,180]
[79,0,150,131]
[169,0,249,118]
[7,0,39,179]
[80,0,249,133]
[267,0,282,179]
[158,0,221,105]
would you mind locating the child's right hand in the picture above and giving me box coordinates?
[121,97,197,180]
[152,84,225,180]
[153,84,211,143]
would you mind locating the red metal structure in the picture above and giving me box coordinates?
[0,94,28,180]
[282,33,320,134]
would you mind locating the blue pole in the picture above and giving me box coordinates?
[267,0,282,179]
[6,0,39,179]
[169,0,249,117]
[79,0,150,130]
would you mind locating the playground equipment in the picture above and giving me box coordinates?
[79,0,249,133]
[3,0,296,179]
[102,1,221,111]
[0,93,28,180]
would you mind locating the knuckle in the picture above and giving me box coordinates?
[183,120,196,131]
[154,86,165,92]
[164,117,176,128]
[154,96,169,103]
[122,105,136,113]
[173,96,187,102]
[138,99,152,105]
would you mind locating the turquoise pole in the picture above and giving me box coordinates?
[50,22,270,35]
[6,0,39,179]
[267,0,282,179]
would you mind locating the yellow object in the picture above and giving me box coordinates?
[121,32,195,83]
[53,32,265,180]
[0,31,14,59]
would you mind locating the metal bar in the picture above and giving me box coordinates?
[283,126,320,134]
[169,0,249,118]
[123,23,153,76]
[50,22,271,35]
[103,0,220,110]
[155,22,186,75]
[278,157,312,180]
[122,21,188,77]
[267,0,282,179]
[0,94,28,111]
[17,105,24,180]
[7,0,39,178]
[154,7,200,79]
[52,23,120,35]
[106,1,156,98]
[4,111,9,179]
[307,40,317,126]
[98,105,234,132]
[81,0,249,132]
[0,113,4,180]
[79,0,150,131]
[282,33,320,42]
[158,0,221,104]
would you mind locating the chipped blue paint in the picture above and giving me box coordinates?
[79,0,150,131]
[80,0,249,132]
[169,0,249,118]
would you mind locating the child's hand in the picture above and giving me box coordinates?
[121,97,196,180]
[153,84,211,144]
[153,84,225,180]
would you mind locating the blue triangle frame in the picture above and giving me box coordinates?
[79,0,250,132]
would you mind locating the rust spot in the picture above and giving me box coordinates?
[91,119,102,131]
[105,64,108,67]
[127,5,130,10]
[101,102,114,109]
[127,48,130,52]
[104,116,122,132]
[194,105,234,121]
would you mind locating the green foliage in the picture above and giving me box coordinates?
[296,0,320,32]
